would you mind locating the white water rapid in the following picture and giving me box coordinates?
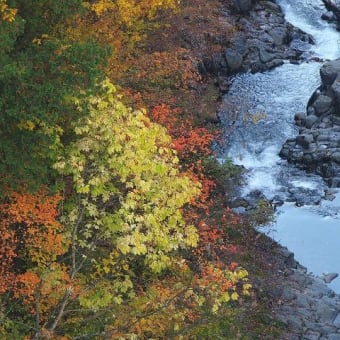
[222,0,340,292]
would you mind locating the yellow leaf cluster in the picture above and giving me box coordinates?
[54,80,200,306]
[86,0,179,26]
[0,0,17,22]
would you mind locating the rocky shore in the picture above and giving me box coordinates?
[278,0,340,188]
[266,241,340,340]
[207,1,340,339]
[200,0,315,93]
[279,59,340,188]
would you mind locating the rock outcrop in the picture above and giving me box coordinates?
[321,0,340,28]
[280,59,340,187]
[269,243,340,339]
[200,0,315,93]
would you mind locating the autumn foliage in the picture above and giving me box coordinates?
[0,189,71,323]
[0,0,253,338]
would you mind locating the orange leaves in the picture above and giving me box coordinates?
[198,263,234,293]
[198,221,223,243]
[0,188,70,305]
[132,50,201,92]
[151,104,216,160]
[15,265,73,319]
[0,188,75,326]
[1,188,68,265]
[4,189,61,228]
[15,271,41,303]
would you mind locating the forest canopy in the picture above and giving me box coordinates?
[0,0,253,338]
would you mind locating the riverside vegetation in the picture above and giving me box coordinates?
[0,0,311,339]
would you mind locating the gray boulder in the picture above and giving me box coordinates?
[259,48,276,63]
[268,27,288,46]
[321,272,339,284]
[312,95,333,115]
[320,59,340,85]
[232,0,253,13]
[224,48,243,71]
[331,75,340,110]
[280,58,340,184]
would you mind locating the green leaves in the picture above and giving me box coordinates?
[0,0,109,190]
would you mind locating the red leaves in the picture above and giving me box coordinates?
[150,102,243,287]
[151,104,215,160]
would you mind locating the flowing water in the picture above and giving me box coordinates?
[221,0,340,291]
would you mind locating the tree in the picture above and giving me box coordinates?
[0,188,70,337]
[0,82,199,337]
[0,1,109,190]
[0,82,251,339]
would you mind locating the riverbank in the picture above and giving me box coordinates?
[200,1,340,339]
[216,1,340,339]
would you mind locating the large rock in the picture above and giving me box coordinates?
[199,0,314,79]
[322,0,340,22]
[331,75,340,111]
[280,58,340,186]
[268,27,289,46]
[232,0,253,13]
[224,48,243,71]
[313,95,333,115]
[320,59,340,85]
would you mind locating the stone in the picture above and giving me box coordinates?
[282,286,296,302]
[305,115,318,128]
[321,272,339,283]
[333,313,340,327]
[232,0,253,13]
[212,53,228,73]
[303,331,321,340]
[279,146,290,158]
[331,76,340,103]
[295,294,312,308]
[295,112,307,120]
[313,95,333,115]
[302,153,314,164]
[320,59,340,86]
[322,11,337,22]
[262,1,281,13]
[259,48,275,63]
[276,247,297,268]
[329,334,340,340]
[317,134,331,142]
[224,48,243,71]
[266,58,284,69]
[305,322,338,334]
[296,134,314,148]
[316,300,337,322]
[268,27,288,46]
[286,314,304,329]
[197,61,207,76]
[230,34,248,56]
[291,270,311,286]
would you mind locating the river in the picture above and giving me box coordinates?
[221,0,340,292]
